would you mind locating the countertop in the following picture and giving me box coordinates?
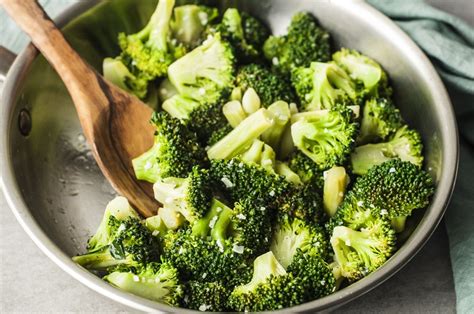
[0,0,471,313]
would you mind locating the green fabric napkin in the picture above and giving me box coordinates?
[368,1,474,313]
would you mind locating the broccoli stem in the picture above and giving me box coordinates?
[261,101,291,151]
[323,166,350,217]
[145,215,168,236]
[351,143,392,175]
[237,252,286,293]
[147,0,175,50]
[132,142,163,183]
[242,88,261,115]
[192,199,233,241]
[223,100,247,127]
[162,95,200,120]
[275,161,302,185]
[278,123,295,159]
[391,216,407,233]
[72,248,131,271]
[291,109,329,123]
[207,108,274,160]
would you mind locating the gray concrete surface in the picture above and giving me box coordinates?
[1,0,471,312]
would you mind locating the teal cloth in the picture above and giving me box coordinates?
[369,1,474,313]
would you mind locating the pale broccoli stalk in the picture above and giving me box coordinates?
[102,58,149,99]
[275,161,302,185]
[207,108,274,160]
[261,101,291,151]
[323,166,350,217]
[223,100,247,127]
[240,139,277,174]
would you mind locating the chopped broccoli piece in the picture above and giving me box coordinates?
[170,5,219,49]
[207,108,274,160]
[357,97,404,145]
[207,124,233,146]
[104,262,183,305]
[167,34,235,105]
[288,150,324,186]
[144,214,168,238]
[102,58,149,100]
[118,0,186,80]
[275,161,302,185]
[262,101,292,152]
[264,12,331,74]
[222,100,247,127]
[132,112,206,183]
[239,139,277,174]
[352,159,434,231]
[333,48,392,98]
[323,166,350,217]
[351,125,423,175]
[73,198,160,271]
[153,167,213,223]
[236,64,297,107]
[292,62,361,111]
[270,215,330,268]
[291,106,358,171]
[279,181,326,223]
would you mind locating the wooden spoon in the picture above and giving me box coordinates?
[0,0,158,217]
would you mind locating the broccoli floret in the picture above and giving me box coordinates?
[153,167,213,223]
[352,159,435,232]
[291,106,358,171]
[170,5,219,49]
[118,0,186,80]
[333,48,392,98]
[351,126,423,175]
[292,62,361,111]
[275,161,302,185]
[102,58,150,100]
[85,197,139,251]
[228,251,307,311]
[236,64,297,107]
[270,215,330,268]
[104,262,183,305]
[288,151,324,186]
[132,112,206,183]
[238,139,276,174]
[183,281,229,312]
[144,214,168,238]
[287,248,337,298]
[207,108,274,160]
[323,166,350,217]
[210,9,270,63]
[357,97,404,145]
[73,213,160,271]
[263,12,331,74]
[163,199,254,286]
[330,219,396,281]
[167,34,235,105]
[207,124,233,146]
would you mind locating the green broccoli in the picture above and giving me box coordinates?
[275,161,302,185]
[239,139,277,174]
[118,0,186,80]
[264,12,331,74]
[207,124,233,146]
[227,251,307,311]
[72,198,160,271]
[261,101,292,152]
[170,5,219,49]
[235,64,297,107]
[270,215,330,268]
[279,181,326,223]
[351,125,423,175]
[292,62,361,111]
[357,97,404,145]
[210,8,270,63]
[182,281,229,312]
[153,167,213,223]
[333,48,392,98]
[167,33,235,105]
[132,112,206,183]
[291,106,358,171]
[104,262,183,305]
[323,166,350,217]
[352,159,434,232]
[288,150,324,186]
[102,58,150,100]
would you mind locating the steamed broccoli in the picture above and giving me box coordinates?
[333,48,392,98]
[280,181,326,222]
[357,97,404,145]
[235,64,297,107]
[239,139,277,174]
[292,62,361,111]
[352,159,434,232]
[118,0,186,80]
[264,12,331,74]
[351,126,423,175]
[102,58,150,100]
[170,4,219,49]
[132,112,206,183]
[104,262,183,305]
[270,215,330,268]
[323,166,350,217]
[288,151,324,186]
[167,34,235,105]
[72,198,160,271]
[291,106,359,171]
[153,167,213,223]
[209,8,270,63]
[227,251,307,311]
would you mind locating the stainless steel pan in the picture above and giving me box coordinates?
[0,0,458,312]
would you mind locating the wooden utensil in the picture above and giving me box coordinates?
[0,0,158,217]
